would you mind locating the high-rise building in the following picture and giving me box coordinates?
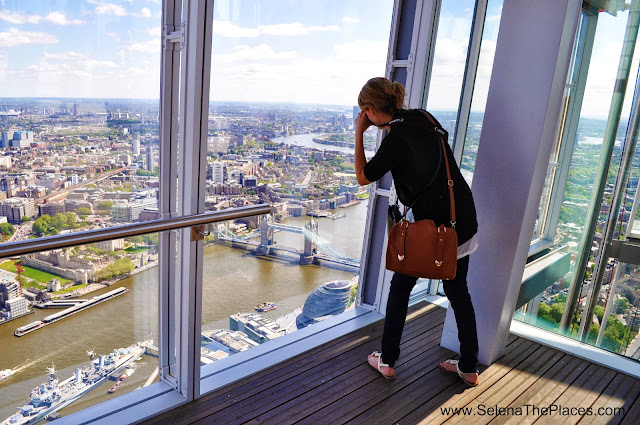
[146,147,154,171]
[133,140,141,155]
[211,161,225,184]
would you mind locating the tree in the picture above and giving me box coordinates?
[595,305,605,323]
[97,201,113,214]
[65,212,77,228]
[76,207,91,217]
[52,213,66,230]
[0,223,15,239]
[615,297,630,315]
[33,215,53,236]
[129,236,144,246]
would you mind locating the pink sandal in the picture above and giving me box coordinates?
[367,351,396,380]
[439,359,478,387]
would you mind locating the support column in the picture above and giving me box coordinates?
[440,0,582,365]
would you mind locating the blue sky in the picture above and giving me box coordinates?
[0,0,635,116]
[0,0,394,105]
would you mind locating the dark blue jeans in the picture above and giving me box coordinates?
[380,255,479,373]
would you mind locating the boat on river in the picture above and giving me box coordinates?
[0,369,14,382]
[255,302,276,312]
[1,340,152,425]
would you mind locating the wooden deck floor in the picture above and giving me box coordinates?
[141,302,640,425]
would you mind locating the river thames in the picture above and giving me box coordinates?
[0,200,368,421]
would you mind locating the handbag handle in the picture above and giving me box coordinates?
[388,111,456,228]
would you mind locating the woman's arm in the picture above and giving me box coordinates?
[354,111,371,186]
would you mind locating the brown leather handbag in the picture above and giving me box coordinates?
[385,125,458,280]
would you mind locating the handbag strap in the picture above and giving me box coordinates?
[387,111,456,228]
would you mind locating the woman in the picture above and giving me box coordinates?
[354,77,480,387]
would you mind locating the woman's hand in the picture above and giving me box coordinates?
[355,111,373,135]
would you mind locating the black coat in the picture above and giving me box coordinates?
[363,109,478,245]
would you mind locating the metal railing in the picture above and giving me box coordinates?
[0,204,272,258]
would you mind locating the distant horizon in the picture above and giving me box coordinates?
[0,97,612,121]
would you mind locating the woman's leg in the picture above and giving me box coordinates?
[381,272,418,367]
[442,256,479,373]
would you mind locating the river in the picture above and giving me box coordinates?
[271,133,376,156]
[0,201,368,421]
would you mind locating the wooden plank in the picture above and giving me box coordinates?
[397,337,538,425]
[579,373,640,425]
[242,325,449,425]
[143,302,441,425]
[445,345,560,425]
[543,364,616,425]
[213,310,447,425]
[618,383,640,425]
[495,355,591,425]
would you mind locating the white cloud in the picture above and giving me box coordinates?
[486,13,501,23]
[43,51,119,68]
[44,12,86,25]
[139,8,152,18]
[89,0,128,16]
[146,26,161,37]
[212,21,339,38]
[127,39,159,53]
[0,9,86,25]
[212,44,298,63]
[0,28,58,47]
[342,17,360,24]
[213,21,260,38]
[0,10,41,24]
[260,23,340,36]
[210,39,389,105]
[104,31,118,38]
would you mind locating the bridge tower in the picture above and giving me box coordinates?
[300,219,318,265]
[256,214,273,255]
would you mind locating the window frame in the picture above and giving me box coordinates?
[529,7,598,257]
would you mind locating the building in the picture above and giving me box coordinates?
[133,139,141,155]
[96,238,125,252]
[229,312,285,344]
[39,202,65,217]
[111,198,158,222]
[10,131,34,148]
[0,197,36,223]
[210,161,225,184]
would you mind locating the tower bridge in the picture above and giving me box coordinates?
[214,215,360,268]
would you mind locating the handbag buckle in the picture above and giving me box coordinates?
[435,260,443,267]
[398,254,405,261]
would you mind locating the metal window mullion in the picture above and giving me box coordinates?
[543,11,596,248]
[177,0,214,401]
[452,0,488,163]
[159,0,182,387]
[575,1,640,340]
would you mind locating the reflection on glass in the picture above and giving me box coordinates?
[425,0,475,135]
[459,0,503,185]
[0,2,161,245]
[0,233,159,421]
[515,5,640,361]
[201,0,392,377]
[0,0,162,420]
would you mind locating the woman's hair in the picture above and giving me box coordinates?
[358,77,405,115]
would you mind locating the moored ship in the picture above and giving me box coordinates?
[1,340,152,425]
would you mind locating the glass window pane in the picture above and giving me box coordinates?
[514,5,640,363]
[0,233,159,421]
[202,0,392,384]
[0,1,163,420]
[459,0,503,185]
[0,2,161,243]
[425,0,475,135]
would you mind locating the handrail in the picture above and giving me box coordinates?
[0,204,272,258]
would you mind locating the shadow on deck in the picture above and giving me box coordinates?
[140,302,640,425]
